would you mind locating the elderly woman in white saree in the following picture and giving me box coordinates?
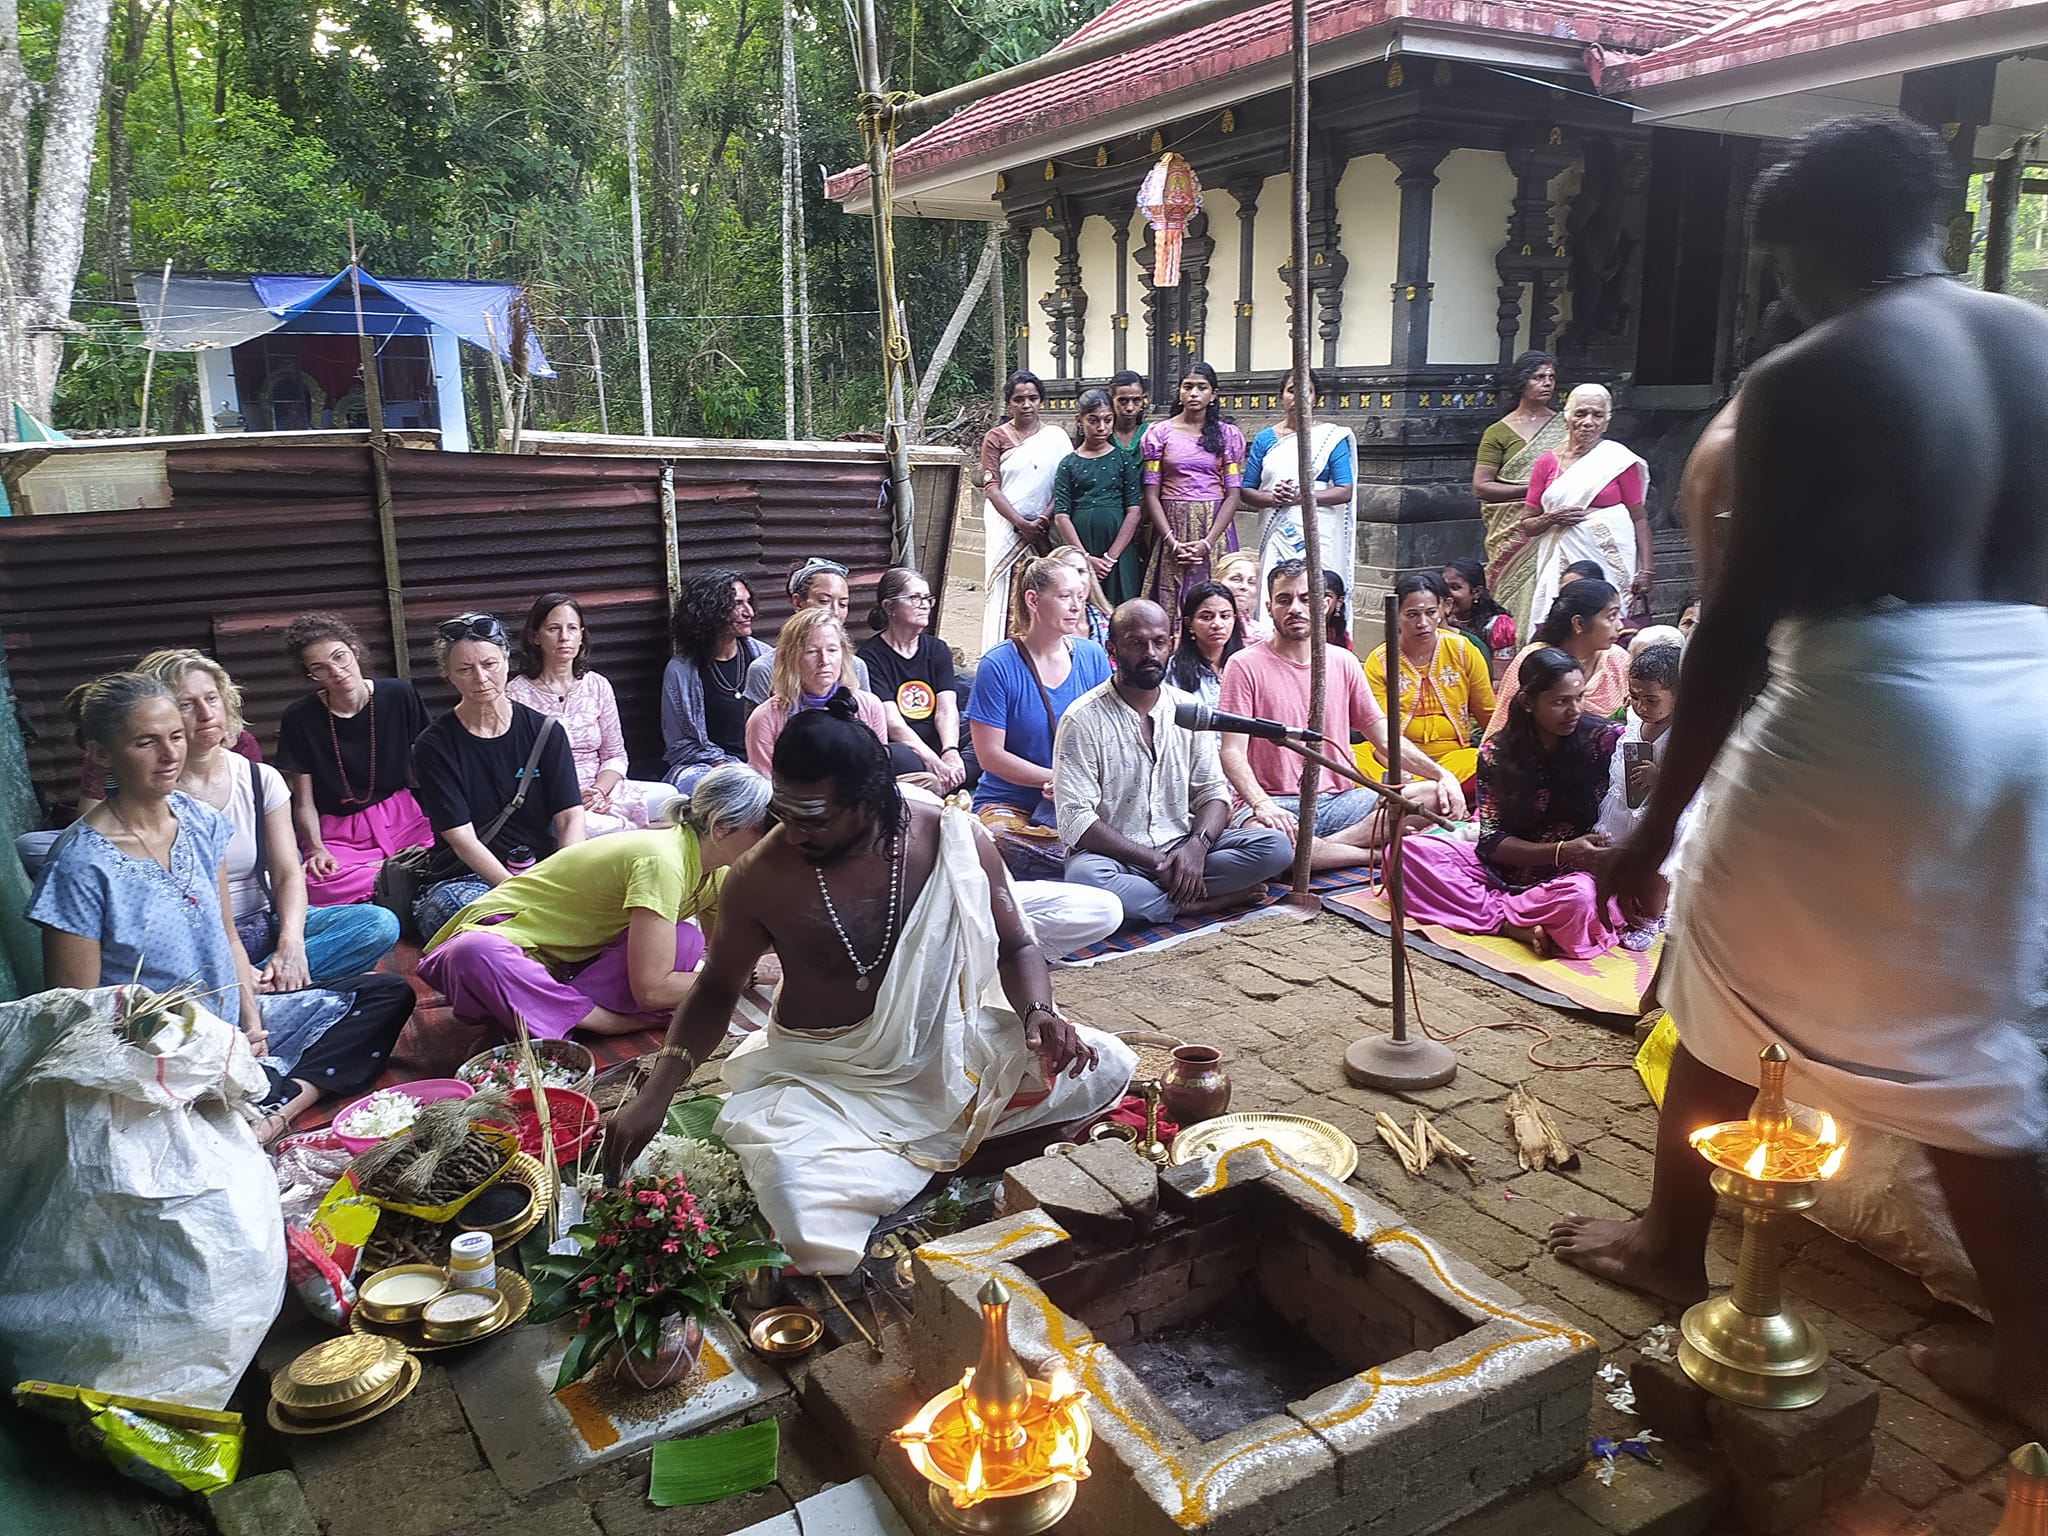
[1242,368,1357,628]
[980,370,1075,653]
[1508,384,1653,639]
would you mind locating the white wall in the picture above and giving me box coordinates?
[1426,148,1517,365]
[1024,225,1054,375]
[1246,171,1294,372]
[1076,214,1118,381]
[1201,187,1241,370]
[1335,153,1399,368]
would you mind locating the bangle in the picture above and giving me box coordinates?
[649,1045,695,1076]
[1554,840,1567,870]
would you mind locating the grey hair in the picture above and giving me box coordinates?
[65,671,175,749]
[1564,382,1612,414]
[659,762,773,840]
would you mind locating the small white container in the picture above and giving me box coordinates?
[447,1230,496,1290]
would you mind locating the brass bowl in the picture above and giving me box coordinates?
[748,1305,824,1357]
[356,1264,451,1325]
[456,1153,552,1250]
[350,1270,532,1354]
[419,1287,510,1344]
[271,1334,409,1421]
[268,1354,421,1435]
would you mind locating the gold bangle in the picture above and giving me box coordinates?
[1554,840,1566,870]
[649,1045,695,1075]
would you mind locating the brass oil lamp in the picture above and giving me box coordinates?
[1993,1442,2048,1536]
[892,1276,1092,1534]
[1679,1042,1848,1411]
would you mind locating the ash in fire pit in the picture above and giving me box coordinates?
[1113,1297,1336,1440]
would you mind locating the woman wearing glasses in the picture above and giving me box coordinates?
[273,612,435,906]
[858,567,972,791]
[411,612,586,938]
[742,557,873,707]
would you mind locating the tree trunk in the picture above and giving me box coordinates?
[682,0,758,304]
[165,0,186,155]
[644,0,683,276]
[910,223,999,441]
[0,0,118,424]
[102,0,152,298]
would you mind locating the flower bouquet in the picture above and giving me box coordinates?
[529,1169,787,1392]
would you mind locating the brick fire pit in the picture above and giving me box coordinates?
[886,1140,1600,1536]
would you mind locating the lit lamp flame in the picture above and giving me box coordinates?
[1743,1142,1768,1180]
[893,1276,1093,1534]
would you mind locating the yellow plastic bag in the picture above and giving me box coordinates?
[1635,1013,1678,1108]
[15,1381,242,1496]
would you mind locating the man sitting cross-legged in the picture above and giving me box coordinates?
[1053,599,1294,926]
[1219,560,1464,870]
[603,695,1135,1276]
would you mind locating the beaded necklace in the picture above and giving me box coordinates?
[812,832,903,993]
[327,683,376,808]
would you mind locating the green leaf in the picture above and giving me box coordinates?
[661,1095,727,1142]
[648,1420,779,1508]
[714,1240,790,1272]
[553,1325,602,1393]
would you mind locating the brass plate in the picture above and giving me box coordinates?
[458,1152,554,1252]
[747,1305,824,1357]
[273,1333,408,1418]
[1169,1112,1359,1182]
[268,1354,421,1435]
[352,1269,532,1354]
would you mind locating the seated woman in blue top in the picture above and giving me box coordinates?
[30,672,415,1145]
[966,555,1112,827]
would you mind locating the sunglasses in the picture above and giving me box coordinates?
[438,613,506,642]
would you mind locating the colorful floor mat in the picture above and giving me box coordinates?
[1321,883,1659,1017]
[1060,866,1379,963]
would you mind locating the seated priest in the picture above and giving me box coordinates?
[603,698,1135,1275]
[1053,598,1293,926]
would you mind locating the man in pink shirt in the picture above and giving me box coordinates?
[1217,561,1465,870]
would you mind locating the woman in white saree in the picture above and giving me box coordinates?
[1242,368,1357,629]
[1515,384,1653,639]
[980,370,1074,653]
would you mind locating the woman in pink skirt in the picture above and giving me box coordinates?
[1398,646,1627,959]
[415,764,771,1040]
[272,613,435,905]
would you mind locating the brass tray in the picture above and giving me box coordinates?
[459,1152,554,1252]
[351,1270,531,1354]
[1169,1112,1359,1182]
[268,1354,421,1436]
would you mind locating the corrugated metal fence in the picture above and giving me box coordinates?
[0,438,962,819]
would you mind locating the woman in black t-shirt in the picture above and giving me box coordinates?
[857,567,973,791]
[410,612,585,938]
[273,613,435,905]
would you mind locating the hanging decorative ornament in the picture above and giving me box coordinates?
[1138,153,1203,289]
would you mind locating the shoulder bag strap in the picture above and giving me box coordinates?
[248,755,273,905]
[1015,641,1062,743]
[477,717,558,847]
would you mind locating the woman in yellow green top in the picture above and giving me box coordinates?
[1361,572,1497,789]
[417,764,772,1039]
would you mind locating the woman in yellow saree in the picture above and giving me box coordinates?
[1476,352,1567,635]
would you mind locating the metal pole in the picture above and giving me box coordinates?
[854,0,917,565]
[348,225,410,678]
[138,258,172,434]
[622,0,656,435]
[1285,0,1321,898]
[1381,592,1407,1039]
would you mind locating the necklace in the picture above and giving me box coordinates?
[328,686,376,807]
[813,832,903,992]
[706,651,746,697]
[107,799,207,910]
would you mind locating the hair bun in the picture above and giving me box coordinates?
[822,686,860,720]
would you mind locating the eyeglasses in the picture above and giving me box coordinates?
[890,593,935,606]
[438,613,506,643]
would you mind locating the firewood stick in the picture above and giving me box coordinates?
[1375,1123,1418,1174]
[1374,1111,1424,1175]
[1413,1110,1435,1173]
[1424,1121,1479,1183]
[1530,1093,1576,1169]
[1506,1086,1552,1172]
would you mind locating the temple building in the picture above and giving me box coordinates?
[829,0,2048,598]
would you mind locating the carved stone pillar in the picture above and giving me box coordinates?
[1225,179,1260,373]
[1180,209,1216,367]
[1306,154,1349,372]
[1900,61,1998,271]
[1495,134,1573,363]
[1111,214,1132,374]
[1388,144,1448,375]
[1004,221,1033,374]
[1037,202,1086,380]
[1558,133,1649,373]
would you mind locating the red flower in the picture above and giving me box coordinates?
[660,1238,680,1254]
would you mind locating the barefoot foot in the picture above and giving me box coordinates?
[1546,1214,1708,1308]
[1909,1338,2048,1439]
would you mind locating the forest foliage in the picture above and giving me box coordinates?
[46,0,1112,438]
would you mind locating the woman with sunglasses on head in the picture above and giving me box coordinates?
[410,612,586,939]
[272,612,435,906]
[741,557,873,708]
[507,592,673,836]
[31,672,414,1145]
[859,567,973,791]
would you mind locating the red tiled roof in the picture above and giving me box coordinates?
[827,0,1748,202]
[1609,0,2030,92]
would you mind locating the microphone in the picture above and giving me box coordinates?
[1173,698,1323,744]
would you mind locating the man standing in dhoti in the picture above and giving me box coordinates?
[604,696,1136,1276]
[1549,114,2048,1437]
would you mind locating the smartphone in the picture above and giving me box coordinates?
[1623,741,1652,809]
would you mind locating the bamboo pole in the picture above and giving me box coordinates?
[1285,0,1321,896]
[348,224,409,678]
[586,319,610,433]
[621,0,656,435]
[138,258,172,434]
[481,313,514,444]
[854,0,917,565]
[1383,591,1409,1041]
[779,0,798,440]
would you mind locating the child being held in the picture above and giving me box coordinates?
[1598,639,1682,949]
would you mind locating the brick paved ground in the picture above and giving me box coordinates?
[191,911,2021,1536]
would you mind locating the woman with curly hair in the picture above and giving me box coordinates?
[1397,646,1627,959]
[661,568,768,792]
[1140,360,1246,609]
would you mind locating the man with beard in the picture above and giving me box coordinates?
[1054,599,1292,925]
[603,696,1134,1275]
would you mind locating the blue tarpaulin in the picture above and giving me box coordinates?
[250,269,554,377]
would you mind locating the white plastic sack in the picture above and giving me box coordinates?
[0,987,287,1408]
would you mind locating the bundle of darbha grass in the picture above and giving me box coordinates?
[350,1089,515,1205]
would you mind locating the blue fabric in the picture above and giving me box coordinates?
[1264,788,1378,837]
[1243,428,1354,492]
[414,876,490,941]
[965,639,1111,814]
[248,904,400,987]
[27,792,348,1073]
[250,270,555,377]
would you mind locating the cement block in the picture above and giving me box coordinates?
[1066,1138,1162,1227]
[1000,1154,1133,1243]
[1727,1461,1827,1536]
[1702,1362,1878,1480]
[207,1471,318,1536]
[1628,1355,1710,1442]
[1558,1441,1729,1536]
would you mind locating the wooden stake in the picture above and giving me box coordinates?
[138,258,173,433]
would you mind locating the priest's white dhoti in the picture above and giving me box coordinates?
[716,808,1136,1273]
[1667,602,2048,1156]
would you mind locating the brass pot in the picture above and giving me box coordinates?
[1160,1044,1231,1125]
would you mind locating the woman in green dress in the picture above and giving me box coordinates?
[1474,351,1567,634]
[1051,388,1145,607]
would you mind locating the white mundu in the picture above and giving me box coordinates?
[715,808,1134,1273]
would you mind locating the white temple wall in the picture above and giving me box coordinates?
[1427,149,1517,364]
[1201,186,1242,368]
[1334,153,1399,368]
[1024,226,1054,373]
[1076,214,1119,379]
[1246,171,1296,371]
